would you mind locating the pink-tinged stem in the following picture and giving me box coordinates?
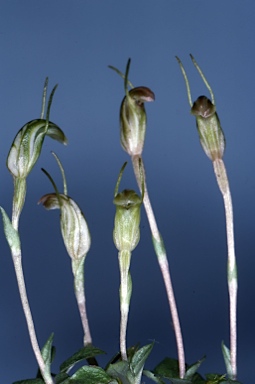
[213,158,237,379]
[132,154,185,379]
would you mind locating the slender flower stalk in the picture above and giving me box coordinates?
[176,55,237,379]
[132,155,185,379]
[1,208,55,384]
[110,60,186,378]
[1,79,67,384]
[113,162,144,361]
[39,152,92,347]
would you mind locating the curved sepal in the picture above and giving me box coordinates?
[7,119,67,178]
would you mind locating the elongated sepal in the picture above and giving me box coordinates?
[0,207,21,254]
[113,189,142,252]
[39,193,90,260]
[7,119,67,178]
[191,96,225,161]
[120,86,155,156]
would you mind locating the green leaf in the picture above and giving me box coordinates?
[54,372,70,384]
[153,357,181,379]
[130,342,153,377]
[106,343,153,384]
[142,369,166,383]
[106,360,131,384]
[68,365,118,384]
[219,381,242,384]
[0,206,20,253]
[35,336,56,380]
[153,358,194,383]
[60,345,106,373]
[153,357,205,383]
[205,374,242,384]
[221,342,233,379]
[191,373,205,384]
[184,357,205,380]
[105,344,140,369]
[41,333,54,377]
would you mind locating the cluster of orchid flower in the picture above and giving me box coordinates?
[1,58,240,384]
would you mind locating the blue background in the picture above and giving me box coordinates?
[0,1,254,383]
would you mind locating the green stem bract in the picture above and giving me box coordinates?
[0,207,20,253]
[152,232,166,261]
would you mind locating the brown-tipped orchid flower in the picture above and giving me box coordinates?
[39,153,92,347]
[111,59,155,157]
[191,95,225,161]
[176,55,225,162]
[120,85,155,156]
[176,55,237,380]
[39,193,91,262]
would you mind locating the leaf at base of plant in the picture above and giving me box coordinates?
[60,345,106,373]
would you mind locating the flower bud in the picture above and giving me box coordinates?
[39,193,90,260]
[191,96,225,161]
[7,119,67,179]
[120,86,155,156]
[176,55,226,162]
[113,189,142,252]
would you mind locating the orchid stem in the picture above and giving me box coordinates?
[11,207,53,384]
[132,154,185,379]
[213,158,237,379]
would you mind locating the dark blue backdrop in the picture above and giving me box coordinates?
[0,2,254,383]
